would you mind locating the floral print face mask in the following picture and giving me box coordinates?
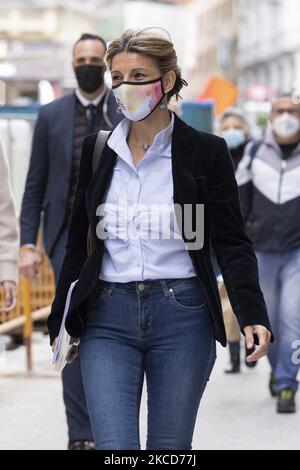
[112,77,166,122]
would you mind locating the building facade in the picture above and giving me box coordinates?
[237,0,300,97]
[0,0,122,103]
[186,0,238,97]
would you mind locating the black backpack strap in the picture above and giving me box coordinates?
[92,130,111,173]
[247,139,263,170]
[244,139,263,232]
[87,130,111,256]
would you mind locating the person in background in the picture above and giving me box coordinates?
[0,140,19,346]
[219,107,257,373]
[19,33,122,450]
[220,107,249,170]
[236,92,300,413]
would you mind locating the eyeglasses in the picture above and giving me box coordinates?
[273,108,300,116]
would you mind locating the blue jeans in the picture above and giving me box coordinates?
[80,276,216,450]
[256,248,300,393]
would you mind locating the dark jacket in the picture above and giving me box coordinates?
[20,90,121,257]
[47,113,272,346]
[236,125,300,252]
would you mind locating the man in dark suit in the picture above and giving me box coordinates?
[19,33,122,450]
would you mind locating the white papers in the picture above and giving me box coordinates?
[52,279,79,372]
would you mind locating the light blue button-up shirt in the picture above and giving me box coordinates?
[98,112,196,282]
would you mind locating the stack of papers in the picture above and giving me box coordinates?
[52,279,79,372]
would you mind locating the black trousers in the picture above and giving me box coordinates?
[50,228,93,443]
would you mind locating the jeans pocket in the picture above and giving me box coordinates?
[86,283,114,306]
[166,282,206,311]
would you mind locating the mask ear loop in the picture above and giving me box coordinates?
[158,76,168,110]
[161,76,188,107]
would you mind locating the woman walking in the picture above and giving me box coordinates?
[48,29,273,450]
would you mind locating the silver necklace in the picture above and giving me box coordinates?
[129,103,168,151]
[129,141,151,151]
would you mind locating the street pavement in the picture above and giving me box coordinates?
[0,333,299,450]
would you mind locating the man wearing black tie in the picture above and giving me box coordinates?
[19,33,122,450]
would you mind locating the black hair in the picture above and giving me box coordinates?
[73,33,107,54]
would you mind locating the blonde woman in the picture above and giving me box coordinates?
[48,29,273,450]
[0,141,18,313]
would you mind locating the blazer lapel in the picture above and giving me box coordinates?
[171,114,200,243]
[62,93,76,166]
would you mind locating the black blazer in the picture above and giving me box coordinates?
[47,113,273,346]
[20,91,121,257]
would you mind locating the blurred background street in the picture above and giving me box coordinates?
[1,0,300,212]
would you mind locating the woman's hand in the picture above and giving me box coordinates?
[243,325,272,363]
[66,344,79,364]
[19,247,42,280]
[51,337,79,364]
[1,281,17,311]
[52,338,58,353]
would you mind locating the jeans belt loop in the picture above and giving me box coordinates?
[160,279,169,297]
[107,282,115,295]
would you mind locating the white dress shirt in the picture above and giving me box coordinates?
[99,112,196,282]
[75,87,107,107]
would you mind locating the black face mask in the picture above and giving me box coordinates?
[75,64,105,93]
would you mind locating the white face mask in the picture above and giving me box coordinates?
[272,112,300,139]
[112,77,165,122]
[221,128,246,149]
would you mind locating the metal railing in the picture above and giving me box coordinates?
[0,229,55,373]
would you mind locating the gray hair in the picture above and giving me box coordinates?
[219,107,250,130]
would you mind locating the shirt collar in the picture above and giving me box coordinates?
[108,111,175,164]
[75,87,107,107]
[152,111,174,153]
